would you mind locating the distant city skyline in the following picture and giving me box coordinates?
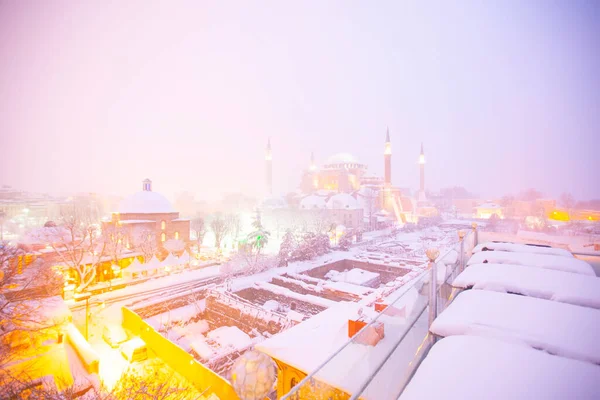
[1,1,599,201]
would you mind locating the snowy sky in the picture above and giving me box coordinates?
[1,1,599,202]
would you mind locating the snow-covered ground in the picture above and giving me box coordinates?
[453,263,600,309]
[400,335,600,400]
[430,290,600,365]
[467,250,595,276]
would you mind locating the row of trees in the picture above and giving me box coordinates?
[26,204,163,292]
[190,213,243,251]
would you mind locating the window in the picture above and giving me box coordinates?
[161,220,166,230]
[174,231,179,240]
[290,377,297,388]
[161,232,166,242]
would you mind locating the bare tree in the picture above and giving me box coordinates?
[103,224,126,266]
[559,193,575,210]
[360,188,379,231]
[310,210,333,235]
[136,229,158,261]
[190,217,207,252]
[518,188,543,201]
[210,213,229,249]
[226,213,242,244]
[30,204,106,292]
[0,241,65,371]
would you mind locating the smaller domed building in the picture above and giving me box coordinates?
[103,179,190,250]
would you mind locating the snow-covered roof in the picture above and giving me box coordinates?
[256,302,425,400]
[431,290,600,365]
[207,326,252,350]
[327,268,380,286]
[300,195,327,210]
[473,242,573,258]
[467,250,594,276]
[261,196,288,209]
[327,193,360,210]
[475,202,502,209]
[325,153,359,165]
[453,263,600,309]
[118,219,155,224]
[400,335,600,400]
[118,190,175,214]
[163,253,180,266]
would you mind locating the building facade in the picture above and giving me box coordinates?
[103,179,190,249]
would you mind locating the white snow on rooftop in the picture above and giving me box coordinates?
[207,326,252,350]
[473,241,573,257]
[118,190,175,214]
[256,301,427,400]
[453,263,600,309]
[324,281,373,296]
[118,219,155,224]
[467,250,594,276]
[327,268,379,286]
[430,290,600,365]
[400,335,600,400]
[327,193,360,210]
[300,195,327,210]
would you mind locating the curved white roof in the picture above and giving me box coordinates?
[327,193,360,210]
[325,153,359,165]
[300,195,327,210]
[261,196,288,209]
[119,191,175,214]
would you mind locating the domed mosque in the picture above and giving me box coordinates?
[103,179,190,249]
[261,130,437,233]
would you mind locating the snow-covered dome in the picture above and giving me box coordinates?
[300,195,327,210]
[326,153,359,164]
[261,196,288,209]
[118,179,175,214]
[327,193,360,210]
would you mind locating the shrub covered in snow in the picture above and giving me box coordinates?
[338,231,353,250]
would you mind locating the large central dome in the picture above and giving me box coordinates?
[325,153,359,164]
[118,179,175,214]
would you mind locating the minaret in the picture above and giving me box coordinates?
[384,128,392,186]
[265,138,272,195]
[419,143,425,193]
[309,152,316,171]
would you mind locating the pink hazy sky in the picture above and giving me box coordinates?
[1,1,599,202]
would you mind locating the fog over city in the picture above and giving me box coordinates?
[1,1,599,201]
[1,3,600,400]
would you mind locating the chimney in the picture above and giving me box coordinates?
[348,318,385,346]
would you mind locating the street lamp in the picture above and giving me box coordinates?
[74,292,92,340]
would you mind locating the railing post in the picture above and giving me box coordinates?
[458,230,465,274]
[426,248,440,329]
[472,222,478,247]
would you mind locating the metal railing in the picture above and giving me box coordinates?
[281,225,478,400]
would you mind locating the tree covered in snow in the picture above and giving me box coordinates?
[226,213,243,244]
[338,230,353,251]
[246,210,270,255]
[190,217,207,251]
[103,224,126,267]
[29,204,106,292]
[210,213,229,249]
[360,187,379,231]
[136,229,158,261]
[292,232,330,261]
[278,230,297,267]
[0,241,64,370]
